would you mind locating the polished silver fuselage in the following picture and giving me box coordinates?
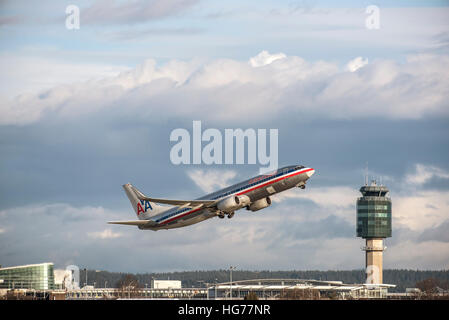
[144,165,314,230]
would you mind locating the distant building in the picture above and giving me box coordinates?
[151,279,182,289]
[0,262,55,290]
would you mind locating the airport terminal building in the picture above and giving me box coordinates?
[207,279,394,300]
[0,262,55,290]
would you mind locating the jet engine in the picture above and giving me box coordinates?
[217,195,250,212]
[248,197,271,212]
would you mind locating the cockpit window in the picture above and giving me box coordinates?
[296,165,305,170]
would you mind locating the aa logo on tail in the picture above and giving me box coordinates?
[137,200,152,215]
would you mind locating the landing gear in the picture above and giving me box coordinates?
[297,182,306,189]
[217,211,235,219]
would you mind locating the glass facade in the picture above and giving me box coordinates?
[0,263,55,290]
[356,185,392,238]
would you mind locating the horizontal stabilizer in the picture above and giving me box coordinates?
[108,220,156,226]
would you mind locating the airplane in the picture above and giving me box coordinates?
[108,165,315,231]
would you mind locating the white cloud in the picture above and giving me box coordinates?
[1,51,449,125]
[0,202,132,268]
[385,240,449,269]
[392,164,449,230]
[271,165,449,232]
[249,50,286,67]
[273,186,358,223]
[0,203,110,220]
[405,163,449,185]
[187,169,237,193]
[88,229,123,239]
[112,58,201,89]
[0,53,130,98]
[393,190,449,231]
[345,56,368,72]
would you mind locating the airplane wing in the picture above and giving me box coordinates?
[130,185,217,208]
[137,196,217,208]
[108,220,157,226]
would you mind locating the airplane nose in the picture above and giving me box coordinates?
[306,168,315,178]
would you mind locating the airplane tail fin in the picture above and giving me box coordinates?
[123,183,164,220]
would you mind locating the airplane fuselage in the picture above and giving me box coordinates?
[144,165,315,230]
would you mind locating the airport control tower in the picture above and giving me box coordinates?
[356,180,392,284]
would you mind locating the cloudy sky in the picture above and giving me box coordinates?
[0,0,448,273]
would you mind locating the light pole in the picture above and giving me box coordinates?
[151,276,154,299]
[95,270,100,294]
[229,266,236,300]
[127,281,136,299]
[215,278,218,300]
[197,280,206,299]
